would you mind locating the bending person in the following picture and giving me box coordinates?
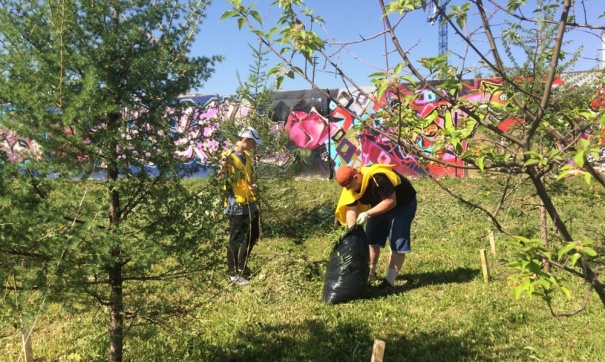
[335,164,417,293]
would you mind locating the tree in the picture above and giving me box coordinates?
[234,39,296,176]
[0,1,223,361]
[223,0,605,312]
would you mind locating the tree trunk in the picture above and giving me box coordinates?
[108,262,124,362]
[107,131,124,362]
[540,199,550,272]
[528,168,605,306]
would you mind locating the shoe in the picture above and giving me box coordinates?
[374,279,395,295]
[238,267,253,278]
[229,275,250,286]
[368,273,381,282]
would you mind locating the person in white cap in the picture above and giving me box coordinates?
[219,127,262,286]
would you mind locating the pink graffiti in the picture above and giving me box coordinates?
[0,130,42,163]
[285,107,339,149]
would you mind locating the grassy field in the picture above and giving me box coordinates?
[3,175,605,361]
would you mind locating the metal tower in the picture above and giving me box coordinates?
[427,0,451,56]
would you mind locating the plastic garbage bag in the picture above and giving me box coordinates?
[322,225,370,304]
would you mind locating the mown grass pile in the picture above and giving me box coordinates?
[3,175,605,361]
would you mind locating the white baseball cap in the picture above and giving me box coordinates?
[239,127,262,145]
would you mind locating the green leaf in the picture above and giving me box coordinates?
[250,10,263,24]
[536,278,551,290]
[513,284,525,299]
[512,235,532,245]
[394,62,404,76]
[560,286,572,300]
[267,65,282,76]
[582,171,592,185]
[556,165,575,181]
[376,84,388,100]
[574,151,585,168]
[523,151,540,157]
[268,27,280,39]
[584,247,598,257]
[568,253,581,267]
[400,75,416,85]
[523,159,540,167]
[275,76,284,90]
[220,9,240,21]
[557,242,577,259]
[476,156,485,171]
[369,71,388,78]
[237,17,245,30]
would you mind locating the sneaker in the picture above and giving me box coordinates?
[238,267,253,278]
[229,275,250,286]
[374,279,395,295]
[368,273,381,282]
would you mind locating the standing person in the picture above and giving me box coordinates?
[334,164,417,293]
[219,127,262,286]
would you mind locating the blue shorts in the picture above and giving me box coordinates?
[365,196,417,253]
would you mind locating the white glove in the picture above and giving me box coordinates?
[249,183,258,194]
[356,212,369,225]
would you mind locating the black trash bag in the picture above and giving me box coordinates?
[322,225,370,304]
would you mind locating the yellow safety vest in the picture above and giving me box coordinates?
[334,164,401,226]
[224,150,257,205]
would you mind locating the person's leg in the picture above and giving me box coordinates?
[237,211,259,274]
[388,252,406,271]
[385,197,417,286]
[227,215,246,276]
[365,213,388,277]
[369,245,381,277]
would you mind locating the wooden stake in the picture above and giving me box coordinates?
[22,328,34,362]
[488,230,496,256]
[480,249,490,283]
[371,339,385,362]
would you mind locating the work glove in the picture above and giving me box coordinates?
[356,212,369,225]
[248,183,258,195]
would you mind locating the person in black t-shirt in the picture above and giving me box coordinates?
[335,164,417,293]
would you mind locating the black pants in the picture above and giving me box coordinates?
[227,212,260,275]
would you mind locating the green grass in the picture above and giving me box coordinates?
[3,176,605,361]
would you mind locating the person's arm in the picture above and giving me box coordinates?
[366,191,397,217]
[217,154,232,182]
[249,171,258,194]
[365,175,397,217]
[344,204,358,228]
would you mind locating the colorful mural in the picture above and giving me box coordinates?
[0,95,251,177]
[276,79,512,178]
[2,77,604,178]
[0,105,43,164]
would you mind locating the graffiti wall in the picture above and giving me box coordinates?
[0,95,252,177]
[2,76,604,178]
[168,94,252,177]
[0,105,44,164]
[273,78,512,178]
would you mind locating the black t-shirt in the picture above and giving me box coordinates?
[355,173,416,208]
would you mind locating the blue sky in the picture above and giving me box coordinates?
[192,0,605,95]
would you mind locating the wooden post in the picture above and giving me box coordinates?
[22,328,34,362]
[480,249,490,283]
[488,230,496,256]
[371,339,386,362]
